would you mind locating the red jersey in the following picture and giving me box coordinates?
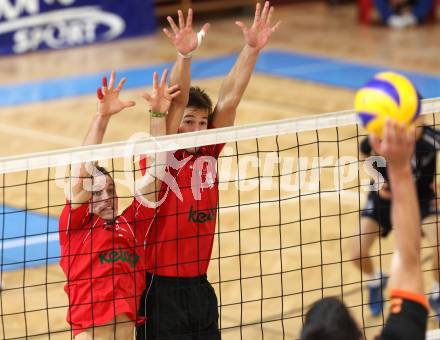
[59,198,153,335]
[145,143,224,277]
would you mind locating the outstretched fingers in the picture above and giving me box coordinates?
[101,75,108,95]
[97,88,104,100]
[108,71,116,90]
[159,69,169,89]
[271,20,282,32]
[167,84,181,97]
[163,27,174,40]
[152,71,159,90]
[201,22,210,35]
[253,2,261,25]
[235,21,248,34]
[169,89,181,99]
[387,119,398,145]
[167,16,179,35]
[186,8,193,27]
[266,6,274,26]
[178,10,185,29]
[116,77,127,92]
[260,1,270,24]
[97,75,108,99]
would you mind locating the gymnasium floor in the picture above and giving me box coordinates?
[1,2,440,339]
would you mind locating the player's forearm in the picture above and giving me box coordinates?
[216,45,259,112]
[389,164,424,294]
[82,114,110,146]
[389,165,421,265]
[170,55,191,106]
[167,55,191,134]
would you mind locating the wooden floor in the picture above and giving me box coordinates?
[1,2,440,339]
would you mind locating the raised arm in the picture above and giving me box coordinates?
[212,1,281,128]
[371,120,423,295]
[163,8,209,134]
[68,72,135,208]
[138,69,180,204]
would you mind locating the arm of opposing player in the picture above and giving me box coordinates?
[388,161,424,295]
[372,120,423,295]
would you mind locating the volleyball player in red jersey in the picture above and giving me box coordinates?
[59,70,180,339]
[136,2,281,339]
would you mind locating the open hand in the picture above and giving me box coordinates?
[163,8,210,56]
[141,69,181,114]
[370,119,415,171]
[236,1,281,52]
[97,71,135,116]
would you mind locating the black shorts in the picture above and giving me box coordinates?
[361,191,436,237]
[380,298,427,340]
[136,273,220,340]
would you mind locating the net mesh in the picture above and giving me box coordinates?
[1,98,440,339]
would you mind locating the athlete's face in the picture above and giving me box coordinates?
[178,107,209,153]
[90,174,118,222]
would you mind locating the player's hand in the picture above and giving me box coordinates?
[163,8,210,56]
[236,1,281,52]
[97,71,135,117]
[141,69,181,114]
[370,119,415,171]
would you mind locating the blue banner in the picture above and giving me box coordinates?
[0,0,156,55]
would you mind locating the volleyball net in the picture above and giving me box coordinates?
[1,98,440,339]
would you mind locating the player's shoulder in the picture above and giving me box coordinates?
[59,201,89,222]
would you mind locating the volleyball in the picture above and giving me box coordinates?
[355,71,421,137]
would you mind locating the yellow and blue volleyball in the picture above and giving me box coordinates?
[355,71,421,137]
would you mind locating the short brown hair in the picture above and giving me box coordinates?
[188,86,213,118]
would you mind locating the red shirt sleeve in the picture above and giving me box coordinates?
[58,201,90,244]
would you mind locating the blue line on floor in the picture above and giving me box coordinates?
[1,49,439,108]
